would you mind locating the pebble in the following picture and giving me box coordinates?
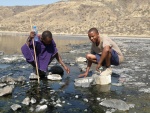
[31,97,36,104]
[35,105,48,112]
[11,104,21,111]
[83,98,88,102]
[75,95,79,98]
[22,97,30,105]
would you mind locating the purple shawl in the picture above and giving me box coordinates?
[21,38,58,72]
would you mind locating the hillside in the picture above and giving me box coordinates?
[0,0,149,36]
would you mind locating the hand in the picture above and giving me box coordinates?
[64,66,70,74]
[96,63,102,72]
[78,72,88,78]
[29,31,36,39]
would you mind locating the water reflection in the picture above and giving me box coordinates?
[0,35,89,55]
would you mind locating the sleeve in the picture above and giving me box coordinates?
[90,43,95,54]
[51,39,58,56]
[102,37,112,48]
[21,43,34,63]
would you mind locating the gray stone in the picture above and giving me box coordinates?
[0,76,15,83]
[15,76,26,82]
[100,99,129,111]
[74,77,93,87]
[83,98,88,102]
[0,83,7,88]
[55,104,62,107]
[22,97,30,105]
[35,105,48,112]
[0,85,14,96]
[47,74,62,80]
[40,99,47,104]
[31,97,36,104]
[139,88,150,93]
[76,57,86,62]
[11,104,21,111]
[29,73,38,80]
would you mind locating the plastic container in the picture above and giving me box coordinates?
[32,26,38,41]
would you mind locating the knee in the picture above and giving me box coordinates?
[86,54,92,60]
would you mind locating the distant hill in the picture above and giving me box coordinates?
[0,0,149,36]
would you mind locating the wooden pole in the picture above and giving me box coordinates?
[30,17,40,83]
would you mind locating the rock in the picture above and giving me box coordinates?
[74,77,93,87]
[29,73,38,80]
[100,99,129,111]
[111,83,123,86]
[35,105,48,112]
[0,51,4,56]
[11,104,21,111]
[75,57,86,62]
[29,107,34,112]
[49,65,64,75]
[22,97,30,105]
[55,104,62,107]
[56,99,61,104]
[47,74,62,81]
[40,99,47,104]
[0,85,14,96]
[96,97,101,101]
[75,95,79,98]
[0,76,15,83]
[92,74,111,85]
[15,76,26,82]
[0,83,7,88]
[139,88,150,93]
[31,97,36,104]
[83,98,88,102]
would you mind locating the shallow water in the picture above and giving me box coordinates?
[0,36,150,113]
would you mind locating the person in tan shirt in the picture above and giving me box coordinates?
[79,28,124,77]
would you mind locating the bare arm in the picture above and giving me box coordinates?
[55,53,70,74]
[96,45,111,71]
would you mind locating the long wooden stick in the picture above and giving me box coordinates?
[30,18,40,83]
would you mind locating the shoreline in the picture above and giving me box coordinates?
[0,31,149,38]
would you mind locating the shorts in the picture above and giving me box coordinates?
[95,49,119,66]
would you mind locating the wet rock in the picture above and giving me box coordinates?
[31,97,36,104]
[29,107,34,112]
[56,99,61,104]
[83,98,88,102]
[92,74,111,85]
[0,83,7,88]
[0,85,14,96]
[74,77,93,87]
[35,105,48,112]
[96,97,101,101]
[0,76,15,84]
[111,83,123,86]
[22,97,30,105]
[139,88,150,93]
[49,65,64,75]
[15,76,26,82]
[11,104,21,111]
[128,104,135,108]
[75,95,79,98]
[100,99,129,111]
[0,51,4,56]
[55,104,62,107]
[75,57,86,62]
[47,74,62,81]
[29,73,38,80]
[40,99,47,104]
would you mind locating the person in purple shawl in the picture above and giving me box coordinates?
[21,30,70,78]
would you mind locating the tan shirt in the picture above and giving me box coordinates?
[91,36,124,63]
